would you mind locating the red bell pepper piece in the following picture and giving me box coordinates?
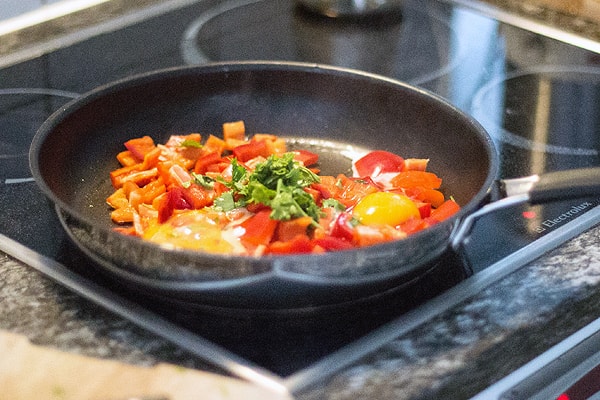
[416,201,432,218]
[181,183,214,209]
[268,234,314,254]
[330,212,355,242]
[110,166,158,189]
[354,150,405,178]
[312,235,353,251]
[124,136,156,162]
[398,218,430,235]
[310,182,333,200]
[232,140,268,162]
[240,209,279,247]
[292,149,319,166]
[390,171,442,189]
[116,150,139,167]
[275,216,313,243]
[194,152,222,174]
[157,186,192,223]
[430,199,460,222]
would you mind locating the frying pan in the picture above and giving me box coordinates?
[29,62,600,310]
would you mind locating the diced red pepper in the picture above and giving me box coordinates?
[336,175,380,208]
[204,134,226,156]
[110,206,134,224]
[106,188,129,209]
[124,136,156,162]
[398,218,430,235]
[330,212,355,241]
[390,171,442,189]
[141,147,161,169]
[116,150,139,167]
[311,235,353,251]
[155,193,171,223]
[429,199,460,222]
[110,166,157,189]
[232,140,268,162]
[268,234,314,254]
[194,152,222,174]
[169,186,193,210]
[293,149,319,166]
[416,201,432,218]
[414,188,445,208]
[223,120,246,142]
[181,183,214,209]
[310,181,334,200]
[404,158,429,171]
[275,216,313,242]
[140,178,166,204]
[157,186,192,223]
[354,150,405,178]
[240,209,279,247]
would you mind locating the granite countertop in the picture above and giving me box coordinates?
[297,223,600,398]
[0,251,215,372]
[2,0,600,58]
[457,0,600,51]
[2,0,600,398]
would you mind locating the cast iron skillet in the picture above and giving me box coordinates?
[29,62,600,310]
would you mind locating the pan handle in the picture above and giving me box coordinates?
[451,167,600,250]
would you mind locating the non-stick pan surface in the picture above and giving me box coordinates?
[30,62,497,309]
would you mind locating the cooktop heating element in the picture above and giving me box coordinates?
[181,0,466,87]
[2,0,600,393]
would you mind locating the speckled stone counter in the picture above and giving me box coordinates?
[0,251,218,373]
[480,0,600,40]
[296,223,600,399]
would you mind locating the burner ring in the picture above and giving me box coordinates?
[471,65,600,157]
[0,88,79,183]
[180,0,468,87]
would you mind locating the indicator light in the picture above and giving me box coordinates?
[522,211,536,219]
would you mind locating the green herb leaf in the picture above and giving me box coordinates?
[250,153,319,190]
[220,154,323,224]
[213,192,236,212]
[181,139,203,148]
[191,172,215,189]
[322,198,346,212]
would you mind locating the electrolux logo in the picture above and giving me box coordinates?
[534,201,594,233]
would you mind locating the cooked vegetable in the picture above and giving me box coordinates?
[107,121,460,256]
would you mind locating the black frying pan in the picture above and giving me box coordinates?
[29,62,600,310]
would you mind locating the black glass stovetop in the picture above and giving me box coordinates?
[2,0,600,379]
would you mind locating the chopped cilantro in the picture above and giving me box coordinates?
[218,158,247,193]
[180,139,203,148]
[191,172,215,189]
[269,180,322,223]
[217,153,322,224]
[213,192,236,212]
[322,198,346,212]
[251,152,319,189]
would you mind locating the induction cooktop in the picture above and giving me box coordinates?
[1,0,600,396]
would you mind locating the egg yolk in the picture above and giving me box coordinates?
[353,192,420,226]
[143,210,242,254]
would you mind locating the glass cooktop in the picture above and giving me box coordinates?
[2,0,600,389]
